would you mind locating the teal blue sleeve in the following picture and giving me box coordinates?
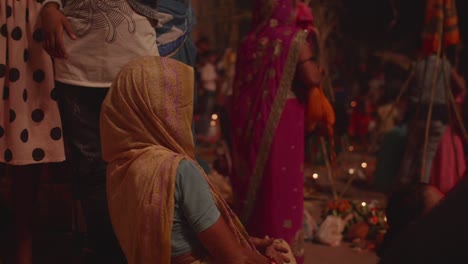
[175,160,221,233]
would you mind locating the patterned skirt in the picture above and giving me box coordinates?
[0,0,65,165]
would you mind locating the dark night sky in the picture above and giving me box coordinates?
[237,0,468,77]
[239,0,466,45]
[341,0,426,50]
[342,0,467,50]
[247,0,429,50]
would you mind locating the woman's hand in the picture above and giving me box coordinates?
[265,244,290,264]
[40,2,76,59]
[198,219,270,264]
[250,236,275,251]
[250,237,291,264]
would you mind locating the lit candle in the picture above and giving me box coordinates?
[361,202,367,207]
[348,168,355,175]
[312,173,319,179]
[361,162,368,169]
[211,114,219,120]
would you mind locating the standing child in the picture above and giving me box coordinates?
[1,1,66,263]
[40,0,159,262]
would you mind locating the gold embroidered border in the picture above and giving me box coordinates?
[240,30,307,223]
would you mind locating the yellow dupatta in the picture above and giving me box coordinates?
[100,56,253,264]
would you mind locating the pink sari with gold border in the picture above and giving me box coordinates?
[230,0,308,261]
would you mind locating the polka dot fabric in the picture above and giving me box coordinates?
[0,0,65,165]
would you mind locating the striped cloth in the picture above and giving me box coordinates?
[421,0,460,55]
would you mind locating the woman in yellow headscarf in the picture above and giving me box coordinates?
[100,56,293,264]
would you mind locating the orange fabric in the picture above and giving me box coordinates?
[306,87,335,135]
[100,56,253,264]
[421,0,460,55]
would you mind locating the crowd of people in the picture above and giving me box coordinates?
[0,0,467,264]
[369,0,467,196]
[0,0,317,263]
[370,0,468,261]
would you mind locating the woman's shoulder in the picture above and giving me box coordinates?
[178,159,202,177]
[179,158,194,166]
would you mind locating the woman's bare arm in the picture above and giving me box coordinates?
[198,217,269,264]
[296,43,322,88]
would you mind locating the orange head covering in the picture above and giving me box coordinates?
[100,56,253,264]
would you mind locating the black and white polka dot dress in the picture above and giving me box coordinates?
[0,0,65,165]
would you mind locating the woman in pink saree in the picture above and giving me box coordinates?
[230,0,321,262]
[429,88,466,194]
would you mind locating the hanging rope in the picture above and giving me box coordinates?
[320,137,338,200]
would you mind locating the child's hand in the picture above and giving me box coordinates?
[41,3,77,59]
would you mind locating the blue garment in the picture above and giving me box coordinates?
[171,160,221,256]
[128,0,197,67]
[127,0,158,19]
[156,0,195,61]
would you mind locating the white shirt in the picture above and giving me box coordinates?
[45,0,159,87]
[411,55,452,105]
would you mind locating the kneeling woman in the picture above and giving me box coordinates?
[100,56,290,264]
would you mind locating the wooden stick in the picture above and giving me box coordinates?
[321,137,338,200]
[339,171,358,200]
[421,18,444,179]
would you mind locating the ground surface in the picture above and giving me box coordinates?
[0,141,384,263]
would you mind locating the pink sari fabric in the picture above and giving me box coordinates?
[230,0,308,260]
[430,126,467,194]
[296,2,315,33]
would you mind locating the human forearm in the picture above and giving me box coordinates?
[297,43,322,88]
[198,218,268,263]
